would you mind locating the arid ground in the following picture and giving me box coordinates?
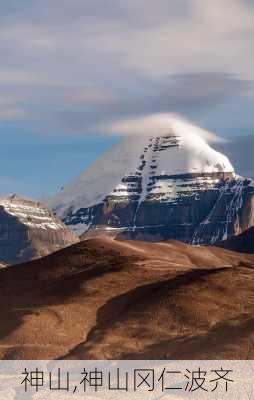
[0,237,253,359]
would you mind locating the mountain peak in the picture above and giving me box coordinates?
[48,122,234,219]
[47,118,253,244]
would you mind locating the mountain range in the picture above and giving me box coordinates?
[0,118,253,267]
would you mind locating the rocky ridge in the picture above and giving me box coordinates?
[0,195,79,265]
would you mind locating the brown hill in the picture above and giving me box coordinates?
[0,237,253,360]
[218,227,254,254]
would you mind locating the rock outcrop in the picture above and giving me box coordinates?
[0,195,79,265]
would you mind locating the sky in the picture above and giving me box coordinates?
[0,0,254,198]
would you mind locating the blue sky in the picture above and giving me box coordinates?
[0,123,118,198]
[0,0,253,198]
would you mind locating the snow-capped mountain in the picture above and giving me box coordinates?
[0,195,79,265]
[48,118,254,244]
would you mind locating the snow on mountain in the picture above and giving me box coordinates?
[48,117,234,218]
[0,195,64,230]
[47,115,254,244]
[0,195,79,265]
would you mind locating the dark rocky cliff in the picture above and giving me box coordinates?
[0,195,79,265]
[77,176,254,244]
[218,226,254,253]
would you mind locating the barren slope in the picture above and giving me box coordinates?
[0,237,253,359]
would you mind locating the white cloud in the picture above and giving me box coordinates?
[94,0,254,79]
[63,88,116,106]
[0,69,42,85]
[0,0,253,135]
[103,113,224,143]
